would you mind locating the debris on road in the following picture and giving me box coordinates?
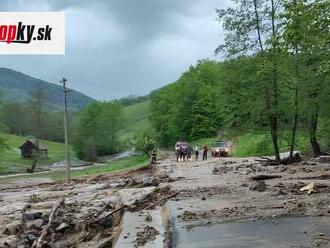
[212,166,231,175]
[134,225,159,248]
[300,182,316,195]
[32,198,65,248]
[250,174,282,181]
[249,181,267,192]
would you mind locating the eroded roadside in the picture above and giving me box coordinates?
[1,154,330,247]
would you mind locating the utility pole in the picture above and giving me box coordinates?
[61,78,71,182]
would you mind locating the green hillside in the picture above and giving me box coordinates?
[0,134,76,175]
[0,67,95,111]
[120,100,152,141]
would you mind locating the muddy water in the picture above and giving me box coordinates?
[173,216,330,248]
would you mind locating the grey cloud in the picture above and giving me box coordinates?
[0,0,231,100]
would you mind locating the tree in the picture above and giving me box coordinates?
[282,0,309,160]
[283,0,330,156]
[28,84,47,138]
[150,82,181,147]
[72,102,123,160]
[150,61,224,147]
[0,96,8,152]
[303,0,330,156]
[216,0,285,162]
[2,102,65,143]
[26,84,48,173]
[190,84,221,139]
[2,103,26,135]
[131,132,156,157]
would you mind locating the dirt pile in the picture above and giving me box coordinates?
[134,225,159,247]
[212,166,232,175]
[1,198,124,248]
[249,181,267,192]
[128,186,177,211]
[178,186,233,198]
[0,165,160,248]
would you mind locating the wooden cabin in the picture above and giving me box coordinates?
[19,139,48,158]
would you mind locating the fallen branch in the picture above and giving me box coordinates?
[250,175,282,181]
[256,152,302,166]
[259,156,272,161]
[33,198,65,248]
[256,159,280,166]
[143,192,178,210]
[255,159,268,162]
[294,173,330,180]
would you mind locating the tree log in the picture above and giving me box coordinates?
[33,198,65,248]
[250,175,282,181]
[143,191,178,210]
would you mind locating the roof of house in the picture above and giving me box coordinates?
[19,139,47,150]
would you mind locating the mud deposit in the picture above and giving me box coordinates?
[1,154,330,247]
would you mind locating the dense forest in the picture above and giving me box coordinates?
[150,0,330,162]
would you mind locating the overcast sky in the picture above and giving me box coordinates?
[0,0,230,100]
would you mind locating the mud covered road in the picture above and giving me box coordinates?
[1,154,330,247]
[162,156,330,248]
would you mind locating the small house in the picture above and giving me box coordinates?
[19,139,48,158]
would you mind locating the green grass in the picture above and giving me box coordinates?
[232,133,273,157]
[119,101,152,142]
[192,132,310,157]
[0,134,76,175]
[4,155,148,181]
[232,132,310,157]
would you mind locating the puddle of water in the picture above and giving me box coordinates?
[174,216,330,248]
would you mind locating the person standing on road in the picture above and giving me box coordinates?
[175,141,182,162]
[187,146,193,161]
[202,145,208,161]
[151,149,157,164]
[194,145,199,161]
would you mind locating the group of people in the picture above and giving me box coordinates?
[194,145,209,161]
[175,141,209,162]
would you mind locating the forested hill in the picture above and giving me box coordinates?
[149,58,330,153]
[0,68,94,111]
